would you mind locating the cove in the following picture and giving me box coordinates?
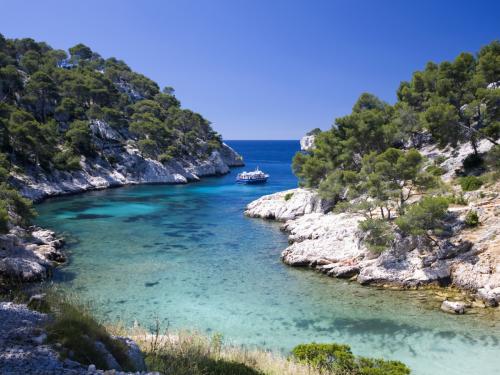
[35,140,500,375]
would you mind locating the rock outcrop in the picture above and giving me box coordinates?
[245,182,500,306]
[300,135,316,151]
[10,128,244,202]
[0,302,155,374]
[244,188,332,221]
[0,227,65,283]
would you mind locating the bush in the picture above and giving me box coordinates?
[359,218,394,254]
[284,192,294,201]
[291,343,410,375]
[292,343,355,371]
[395,196,449,237]
[434,155,447,165]
[45,293,136,371]
[426,164,445,176]
[52,150,81,171]
[0,183,36,227]
[464,211,479,227]
[445,193,468,206]
[0,200,9,233]
[459,176,483,191]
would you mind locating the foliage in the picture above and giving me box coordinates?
[485,145,500,173]
[0,199,9,233]
[45,292,137,371]
[0,33,223,171]
[358,218,394,254]
[329,148,438,219]
[459,176,483,191]
[291,343,410,375]
[306,128,322,136]
[0,155,36,231]
[293,41,500,191]
[464,210,480,227]
[284,192,294,201]
[395,197,449,237]
[426,164,445,176]
[445,193,468,206]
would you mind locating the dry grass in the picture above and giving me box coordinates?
[109,322,321,375]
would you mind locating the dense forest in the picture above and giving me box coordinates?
[0,34,224,232]
[293,41,500,252]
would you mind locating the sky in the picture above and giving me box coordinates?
[1,0,499,140]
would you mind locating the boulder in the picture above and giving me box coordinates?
[0,257,47,281]
[477,287,500,307]
[245,189,332,221]
[114,336,147,371]
[440,300,467,314]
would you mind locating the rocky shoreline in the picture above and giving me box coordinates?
[245,185,500,310]
[10,121,243,202]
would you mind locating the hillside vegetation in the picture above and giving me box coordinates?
[293,41,499,250]
[0,34,225,231]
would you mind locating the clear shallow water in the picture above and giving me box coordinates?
[36,140,500,375]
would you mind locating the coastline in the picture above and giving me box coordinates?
[244,185,500,310]
[11,140,244,203]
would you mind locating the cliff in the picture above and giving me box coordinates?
[10,120,243,202]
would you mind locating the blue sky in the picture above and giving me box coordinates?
[2,0,499,139]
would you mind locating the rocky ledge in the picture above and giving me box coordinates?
[0,301,157,375]
[0,227,66,284]
[245,186,500,308]
[10,121,244,202]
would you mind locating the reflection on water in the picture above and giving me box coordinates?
[36,141,500,375]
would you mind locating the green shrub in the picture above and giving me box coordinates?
[292,343,355,371]
[291,343,410,375]
[0,200,9,233]
[45,293,136,371]
[459,176,483,191]
[434,155,447,165]
[446,193,468,206]
[464,211,479,227]
[158,153,173,163]
[52,151,81,171]
[396,196,449,236]
[359,218,394,254]
[0,183,36,227]
[284,192,294,201]
[426,164,445,176]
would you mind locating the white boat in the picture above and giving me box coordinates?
[236,167,269,184]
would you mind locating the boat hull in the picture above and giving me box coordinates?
[236,177,268,184]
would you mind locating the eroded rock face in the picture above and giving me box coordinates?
[0,227,64,283]
[11,137,244,202]
[420,138,495,181]
[245,188,332,221]
[300,135,316,151]
[245,183,500,295]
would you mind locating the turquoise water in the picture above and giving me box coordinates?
[36,141,500,375]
